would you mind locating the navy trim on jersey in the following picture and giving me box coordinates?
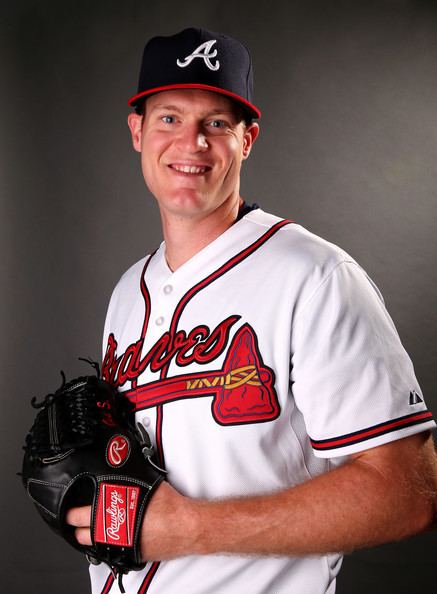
[310,410,434,451]
[237,201,259,221]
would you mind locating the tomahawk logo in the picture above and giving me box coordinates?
[123,323,281,426]
[176,39,220,71]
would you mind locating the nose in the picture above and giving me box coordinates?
[175,122,208,153]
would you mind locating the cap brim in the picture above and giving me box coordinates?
[128,83,261,119]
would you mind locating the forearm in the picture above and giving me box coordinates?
[182,434,437,558]
[70,434,436,561]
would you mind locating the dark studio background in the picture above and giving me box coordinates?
[2,1,437,592]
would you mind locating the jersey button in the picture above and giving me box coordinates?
[163,284,173,295]
[155,316,165,326]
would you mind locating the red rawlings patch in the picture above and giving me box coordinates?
[94,483,139,547]
[106,435,130,467]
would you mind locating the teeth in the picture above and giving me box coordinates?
[172,164,207,174]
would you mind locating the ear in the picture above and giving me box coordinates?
[242,122,260,160]
[127,113,143,152]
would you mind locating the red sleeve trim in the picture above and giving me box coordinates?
[310,410,434,451]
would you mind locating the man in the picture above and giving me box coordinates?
[67,28,437,594]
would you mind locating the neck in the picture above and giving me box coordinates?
[160,198,244,271]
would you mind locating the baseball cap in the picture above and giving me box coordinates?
[128,27,261,120]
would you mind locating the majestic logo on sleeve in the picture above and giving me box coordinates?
[102,320,280,426]
[176,39,220,71]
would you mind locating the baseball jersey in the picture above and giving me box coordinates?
[91,208,435,594]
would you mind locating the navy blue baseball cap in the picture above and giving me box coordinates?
[128,28,261,120]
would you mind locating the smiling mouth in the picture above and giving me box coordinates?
[169,164,211,174]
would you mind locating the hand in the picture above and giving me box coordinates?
[140,481,202,560]
[65,504,92,547]
[66,481,202,561]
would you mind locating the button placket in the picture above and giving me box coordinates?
[154,282,176,326]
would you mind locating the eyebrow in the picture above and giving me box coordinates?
[149,104,184,113]
[149,104,236,117]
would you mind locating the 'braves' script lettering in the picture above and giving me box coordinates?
[102,315,240,388]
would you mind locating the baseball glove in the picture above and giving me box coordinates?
[21,359,164,593]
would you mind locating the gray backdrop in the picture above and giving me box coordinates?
[2,1,436,592]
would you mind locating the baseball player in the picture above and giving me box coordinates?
[67,28,437,594]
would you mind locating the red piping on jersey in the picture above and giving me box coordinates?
[137,217,293,593]
[150,218,292,466]
[99,572,115,594]
[155,404,166,469]
[162,218,293,378]
[140,251,156,340]
[310,411,434,451]
[139,561,161,594]
[131,252,155,392]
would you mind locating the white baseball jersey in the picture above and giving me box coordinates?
[91,208,435,594]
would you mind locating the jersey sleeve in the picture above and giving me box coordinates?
[290,260,435,458]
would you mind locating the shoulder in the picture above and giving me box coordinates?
[116,255,149,288]
[117,255,150,287]
[243,208,358,281]
[240,209,384,318]
[106,254,151,310]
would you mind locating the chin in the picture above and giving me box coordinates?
[159,190,211,215]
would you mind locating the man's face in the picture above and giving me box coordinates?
[127,89,259,222]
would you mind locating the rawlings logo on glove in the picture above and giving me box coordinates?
[107,435,131,467]
[20,359,164,593]
[95,483,140,547]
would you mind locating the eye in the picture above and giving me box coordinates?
[161,115,175,124]
[208,119,226,129]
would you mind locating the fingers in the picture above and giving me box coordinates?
[65,505,92,527]
[65,505,92,546]
[75,527,92,546]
